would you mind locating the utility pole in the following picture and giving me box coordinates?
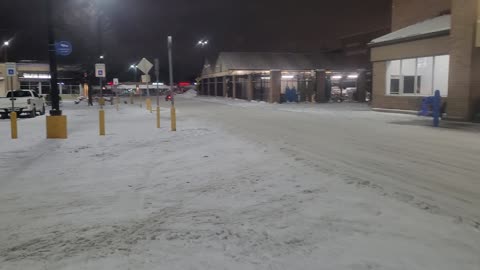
[155,58,160,106]
[168,36,174,107]
[168,36,176,131]
[46,0,61,115]
[155,58,160,128]
[3,46,7,62]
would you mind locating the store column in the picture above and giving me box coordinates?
[269,70,281,103]
[247,74,253,101]
[232,75,237,99]
[223,77,228,97]
[356,69,367,102]
[207,78,211,96]
[315,69,327,103]
[214,77,218,96]
[448,0,480,120]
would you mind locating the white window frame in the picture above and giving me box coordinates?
[386,55,448,97]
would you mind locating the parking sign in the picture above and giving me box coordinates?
[95,63,106,78]
[6,62,16,77]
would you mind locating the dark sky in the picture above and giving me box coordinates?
[0,0,391,82]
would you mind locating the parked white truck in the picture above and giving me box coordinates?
[0,90,46,119]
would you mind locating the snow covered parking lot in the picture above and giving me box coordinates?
[0,98,479,269]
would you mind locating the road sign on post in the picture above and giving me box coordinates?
[95,63,106,78]
[55,41,72,56]
[6,62,16,77]
[137,58,153,75]
[155,58,160,128]
[137,58,153,96]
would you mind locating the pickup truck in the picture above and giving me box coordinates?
[0,90,46,118]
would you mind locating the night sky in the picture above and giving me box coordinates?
[0,0,391,82]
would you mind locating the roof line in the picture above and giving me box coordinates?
[368,29,450,47]
[338,27,390,39]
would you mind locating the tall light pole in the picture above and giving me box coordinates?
[168,36,174,106]
[130,64,137,82]
[46,0,61,115]
[98,55,104,98]
[2,41,10,92]
[3,41,9,62]
[168,36,176,131]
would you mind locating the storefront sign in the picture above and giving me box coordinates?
[56,41,73,56]
[21,73,51,79]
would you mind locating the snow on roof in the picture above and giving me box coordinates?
[201,52,334,76]
[370,15,451,46]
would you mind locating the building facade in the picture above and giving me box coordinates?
[198,52,368,104]
[0,62,83,98]
[370,0,480,121]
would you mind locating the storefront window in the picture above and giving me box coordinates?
[417,57,434,95]
[434,55,450,96]
[386,60,400,94]
[386,55,449,96]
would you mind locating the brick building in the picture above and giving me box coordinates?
[370,0,480,121]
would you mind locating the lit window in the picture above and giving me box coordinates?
[385,55,449,96]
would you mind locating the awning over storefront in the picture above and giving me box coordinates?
[369,15,451,47]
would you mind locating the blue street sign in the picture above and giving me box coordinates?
[55,41,72,56]
[6,62,16,76]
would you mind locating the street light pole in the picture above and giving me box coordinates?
[168,36,176,131]
[3,41,10,92]
[3,42,8,62]
[168,36,174,106]
[46,0,61,115]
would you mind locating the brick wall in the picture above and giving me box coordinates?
[372,61,424,111]
[392,0,451,31]
[371,36,450,62]
[371,37,450,111]
[447,0,479,120]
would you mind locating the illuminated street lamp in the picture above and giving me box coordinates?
[2,40,10,62]
[130,64,137,82]
[197,39,209,47]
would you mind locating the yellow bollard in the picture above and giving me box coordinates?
[10,112,18,139]
[171,106,176,131]
[99,109,105,136]
[46,115,68,139]
[146,98,151,111]
[156,106,161,128]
